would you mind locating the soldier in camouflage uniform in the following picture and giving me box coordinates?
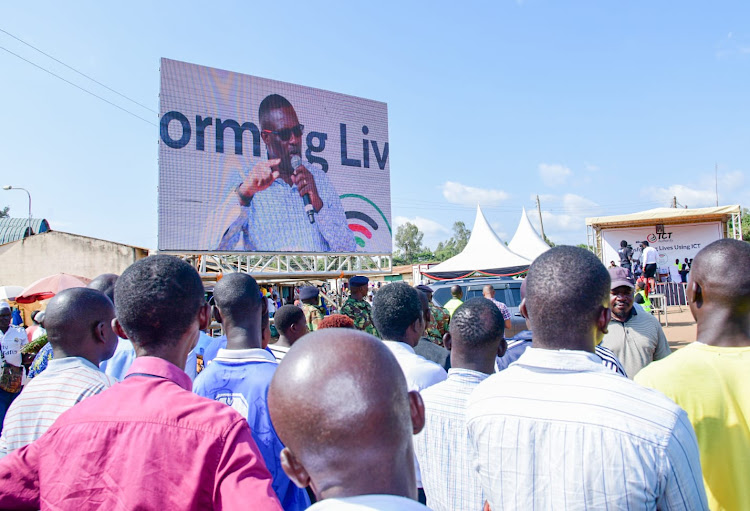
[340,276,380,338]
[416,284,450,346]
[299,286,325,332]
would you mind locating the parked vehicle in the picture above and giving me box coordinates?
[428,277,526,338]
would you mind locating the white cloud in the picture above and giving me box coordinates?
[394,215,450,250]
[641,170,746,208]
[441,181,510,207]
[538,163,572,186]
[525,193,601,244]
[584,162,600,172]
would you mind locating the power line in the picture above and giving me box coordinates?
[0,45,157,127]
[0,27,157,114]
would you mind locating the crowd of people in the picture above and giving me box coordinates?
[0,239,747,510]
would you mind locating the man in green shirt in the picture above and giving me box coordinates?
[299,287,325,332]
[443,285,464,317]
[340,276,379,338]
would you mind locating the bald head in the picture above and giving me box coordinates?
[482,285,495,299]
[525,246,610,350]
[45,287,118,363]
[268,329,424,500]
[450,285,462,298]
[689,239,750,346]
[88,273,118,302]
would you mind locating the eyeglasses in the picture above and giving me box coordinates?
[262,124,304,142]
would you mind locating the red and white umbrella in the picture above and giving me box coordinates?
[15,273,91,304]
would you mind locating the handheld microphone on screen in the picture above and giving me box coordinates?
[291,155,316,224]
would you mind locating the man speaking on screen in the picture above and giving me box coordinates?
[206,94,356,252]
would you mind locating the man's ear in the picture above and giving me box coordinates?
[597,306,611,335]
[519,299,529,320]
[198,303,211,331]
[689,281,702,309]
[213,305,222,325]
[409,390,426,435]
[280,447,311,489]
[443,332,452,351]
[93,321,107,344]
[497,337,507,358]
[112,318,128,340]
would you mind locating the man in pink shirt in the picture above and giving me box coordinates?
[0,255,281,510]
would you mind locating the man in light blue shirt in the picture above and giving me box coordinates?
[205,94,355,252]
[193,273,309,511]
[413,298,506,511]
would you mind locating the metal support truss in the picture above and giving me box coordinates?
[586,225,602,260]
[728,211,743,240]
[167,252,393,280]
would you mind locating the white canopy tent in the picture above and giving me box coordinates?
[422,206,530,280]
[508,207,550,262]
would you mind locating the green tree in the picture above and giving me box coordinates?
[395,222,424,263]
[0,206,8,218]
[728,207,750,242]
[543,234,556,247]
[452,221,471,252]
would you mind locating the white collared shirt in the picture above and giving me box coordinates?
[467,348,708,510]
[307,494,429,510]
[381,341,447,392]
[413,368,489,511]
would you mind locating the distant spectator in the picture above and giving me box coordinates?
[0,302,27,432]
[601,266,670,378]
[482,285,511,332]
[443,286,463,317]
[414,290,450,371]
[271,305,309,361]
[618,240,633,276]
[415,285,450,346]
[318,314,355,330]
[0,288,118,457]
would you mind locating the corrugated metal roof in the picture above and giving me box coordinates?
[0,217,51,244]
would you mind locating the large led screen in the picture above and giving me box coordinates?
[158,58,392,253]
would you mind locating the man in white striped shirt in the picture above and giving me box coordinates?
[413,298,506,511]
[467,246,708,510]
[0,288,118,457]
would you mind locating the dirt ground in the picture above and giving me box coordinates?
[658,306,697,350]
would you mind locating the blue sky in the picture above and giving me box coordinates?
[1,1,748,250]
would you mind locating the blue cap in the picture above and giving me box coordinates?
[349,276,369,287]
[299,286,319,300]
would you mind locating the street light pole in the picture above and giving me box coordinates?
[2,185,32,238]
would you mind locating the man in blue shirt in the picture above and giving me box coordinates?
[193,273,309,511]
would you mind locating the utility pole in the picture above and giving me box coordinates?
[715,163,719,207]
[535,195,546,240]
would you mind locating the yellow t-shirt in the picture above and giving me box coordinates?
[635,342,750,511]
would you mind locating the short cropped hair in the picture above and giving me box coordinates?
[274,304,305,334]
[525,246,610,343]
[115,255,205,347]
[213,273,262,321]
[258,94,294,130]
[450,297,505,347]
[372,282,422,340]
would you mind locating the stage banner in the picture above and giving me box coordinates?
[601,222,723,270]
[158,58,392,253]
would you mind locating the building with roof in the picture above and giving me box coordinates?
[0,230,149,287]
[0,217,50,244]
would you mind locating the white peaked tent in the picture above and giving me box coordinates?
[422,205,531,280]
[508,207,551,262]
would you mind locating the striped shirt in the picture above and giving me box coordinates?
[467,348,708,510]
[413,368,489,511]
[497,336,628,377]
[0,356,116,457]
[488,298,512,321]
